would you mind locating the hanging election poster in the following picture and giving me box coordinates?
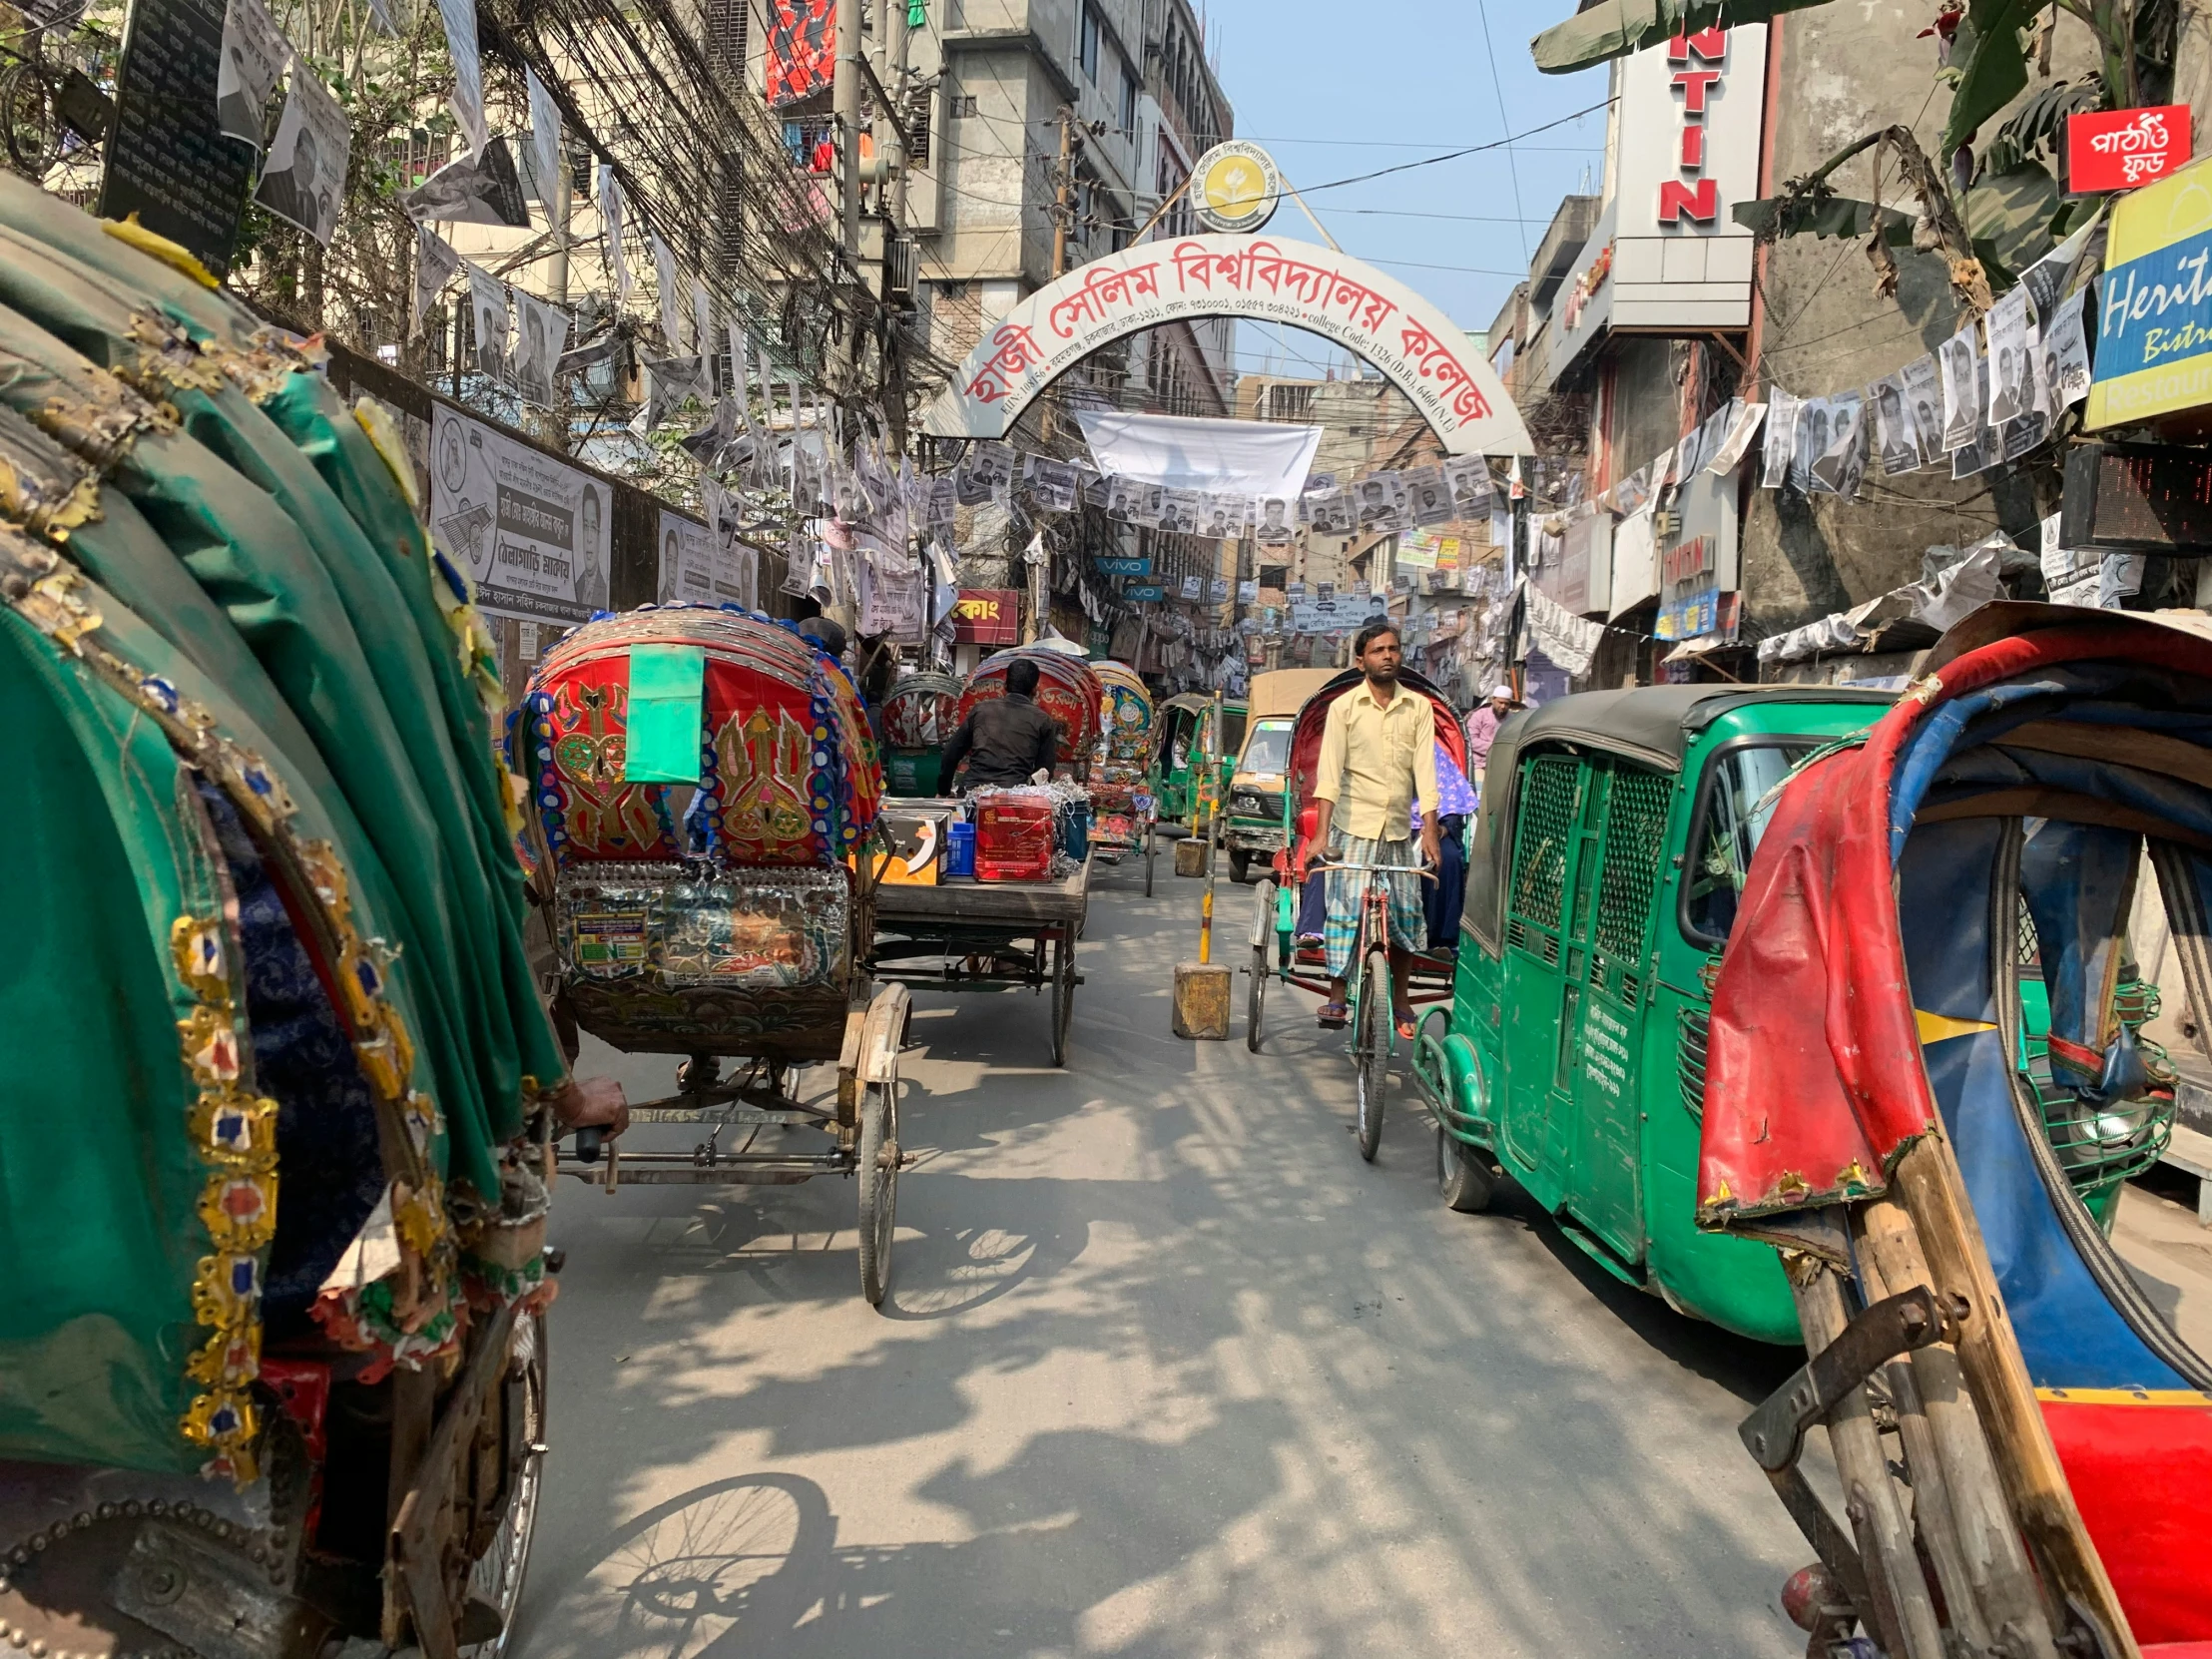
[430,405,613,627]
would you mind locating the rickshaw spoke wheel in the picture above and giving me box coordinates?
[1355,947,1389,1162]
[856,1074,898,1307]
[459,1306,548,1659]
[1247,877,1274,1053]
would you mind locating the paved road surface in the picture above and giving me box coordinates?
[520,863,1814,1659]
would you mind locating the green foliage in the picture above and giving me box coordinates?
[1528,0,1835,73]
[1939,0,2041,155]
[1977,78,2103,177]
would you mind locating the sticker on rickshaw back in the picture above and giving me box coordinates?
[566,903,649,975]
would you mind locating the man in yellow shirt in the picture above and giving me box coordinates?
[1311,620,1440,1034]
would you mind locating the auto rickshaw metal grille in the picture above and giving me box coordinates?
[1593,767,1670,1005]
[1509,757,1579,936]
[1677,1004,1710,1119]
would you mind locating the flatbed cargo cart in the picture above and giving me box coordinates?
[868,852,1093,1067]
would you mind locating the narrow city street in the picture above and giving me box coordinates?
[520,862,1813,1659]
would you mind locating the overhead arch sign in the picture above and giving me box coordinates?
[922,235,1533,456]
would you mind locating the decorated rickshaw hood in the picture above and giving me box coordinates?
[1697,610,2212,1226]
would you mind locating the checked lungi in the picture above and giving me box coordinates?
[1322,830,1425,978]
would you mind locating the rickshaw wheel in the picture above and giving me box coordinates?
[1355,948,1389,1162]
[1143,824,1155,896]
[1247,878,1275,1053]
[1435,1125,1493,1214]
[856,1073,899,1307]
[460,1306,548,1659]
[1048,932,1076,1066]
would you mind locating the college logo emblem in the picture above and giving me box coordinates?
[1193,142,1281,236]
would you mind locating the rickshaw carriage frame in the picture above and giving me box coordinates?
[520,607,911,1304]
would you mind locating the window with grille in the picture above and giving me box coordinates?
[1592,767,1670,1005]
[953,94,979,118]
[1509,756,1579,953]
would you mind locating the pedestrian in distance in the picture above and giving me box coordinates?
[1310,620,1440,1038]
[1461,683,1515,788]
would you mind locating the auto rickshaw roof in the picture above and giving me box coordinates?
[1464,683,1894,956]
[1246,668,1336,722]
[1498,684,1896,774]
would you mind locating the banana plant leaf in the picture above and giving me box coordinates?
[1531,0,1835,72]
[1939,0,2041,155]
[1732,163,2062,286]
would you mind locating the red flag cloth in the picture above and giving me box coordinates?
[1697,622,2212,1225]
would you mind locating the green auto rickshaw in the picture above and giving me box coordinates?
[1222,668,1335,882]
[1417,686,1893,1344]
[1149,692,1246,829]
[1410,683,2175,1345]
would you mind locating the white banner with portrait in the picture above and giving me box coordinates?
[429,405,612,627]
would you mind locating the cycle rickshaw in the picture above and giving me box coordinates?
[879,671,963,797]
[517,606,913,1306]
[1086,658,1158,890]
[1695,606,2210,1659]
[1246,666,1467,1159]
[864,647,1099,1064]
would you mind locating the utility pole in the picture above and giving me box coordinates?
[1052,103,1076,278]
[833,0,863,390]
[883,0,912,226]
[549,152,571,307]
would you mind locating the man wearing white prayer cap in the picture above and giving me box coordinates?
[1461,684,1516,788]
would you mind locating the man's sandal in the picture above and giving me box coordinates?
[1317,1001,1349,1029]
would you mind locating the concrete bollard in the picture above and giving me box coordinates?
[1172,961,1232,1039]
[1174,836,1210,877]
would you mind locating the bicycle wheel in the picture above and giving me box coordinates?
[1246,877,1274,1053]
[1048,931,1075,1066]
[1354,947,1389,1162]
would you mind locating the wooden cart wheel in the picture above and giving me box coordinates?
[856,1073,898,1307]
[1247,878,1274,1053]
[1048,930,1076,1066]
[458,1307,547,1659]
[1355,947,1390,1163]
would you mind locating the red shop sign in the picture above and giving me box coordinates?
[2067,106,2192,194]
[951,588,1021,645]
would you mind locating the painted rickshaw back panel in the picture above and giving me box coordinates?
[519,607,882,1064]
[880,671,963,796]
[1699,609,2212,1650]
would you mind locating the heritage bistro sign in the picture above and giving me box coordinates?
[923,234,1533,456]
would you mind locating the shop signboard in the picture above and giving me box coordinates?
[1604,25,1766,331]
[1656,533,1717,640]
[1124,583,1165,602]
[2090,155,2212,427]
[2068,106,2191,195]
[951,588,1020,644]
[1096,555,1152,576]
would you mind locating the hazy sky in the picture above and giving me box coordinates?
[1201,0,1610,374]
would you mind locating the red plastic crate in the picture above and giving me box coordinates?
[974,797,1054,882]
